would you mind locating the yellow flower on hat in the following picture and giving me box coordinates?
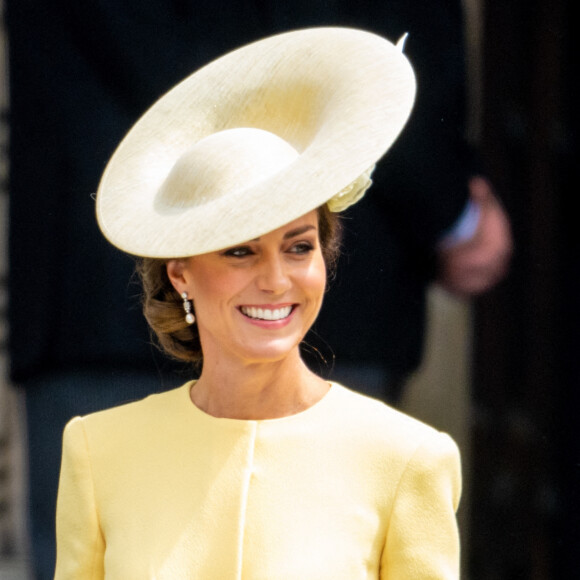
[327,166,375,213]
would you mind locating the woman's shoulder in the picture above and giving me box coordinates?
[329,382,438,432]
[327,383,458,460]
[64,381,192,440]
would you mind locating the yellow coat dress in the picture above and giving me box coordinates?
[55,382,461,579]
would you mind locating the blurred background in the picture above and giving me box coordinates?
[0,0,577,578]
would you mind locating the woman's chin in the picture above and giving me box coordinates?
[233,336,304,366]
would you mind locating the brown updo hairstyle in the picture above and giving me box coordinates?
[136,205,342,365]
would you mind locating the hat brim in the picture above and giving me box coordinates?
[96,27,416,258]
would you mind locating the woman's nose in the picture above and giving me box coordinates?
[256,254,291,294]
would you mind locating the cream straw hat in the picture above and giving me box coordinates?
[96,27,415,258]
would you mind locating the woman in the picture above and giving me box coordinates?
[55,28,461,578]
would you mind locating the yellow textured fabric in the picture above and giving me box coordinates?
[55,382,461,579]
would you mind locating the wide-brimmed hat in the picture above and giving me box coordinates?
[96,27,415,258]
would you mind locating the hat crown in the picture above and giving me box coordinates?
[156,128,299,212]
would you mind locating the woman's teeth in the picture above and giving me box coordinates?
[241,306,293,321]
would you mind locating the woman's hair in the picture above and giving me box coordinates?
[136,205,342,365]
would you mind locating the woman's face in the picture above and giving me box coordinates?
[167,210,326,366]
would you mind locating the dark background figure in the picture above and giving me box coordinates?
[6,1,514,579]
[469,1,579,578]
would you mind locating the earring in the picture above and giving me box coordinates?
[181,292,195,325]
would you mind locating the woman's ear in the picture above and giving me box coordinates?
[166,259,187,294]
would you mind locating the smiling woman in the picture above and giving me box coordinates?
[54,27,462,579]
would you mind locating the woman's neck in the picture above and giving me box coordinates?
[190,350,329,420]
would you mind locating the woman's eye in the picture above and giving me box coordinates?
[290,241,314,255]
[223,246,253,258]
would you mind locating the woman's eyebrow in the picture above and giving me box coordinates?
[249,224,316,243]
[283,224,317,239]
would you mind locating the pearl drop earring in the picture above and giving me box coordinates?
[181,292,195,325]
